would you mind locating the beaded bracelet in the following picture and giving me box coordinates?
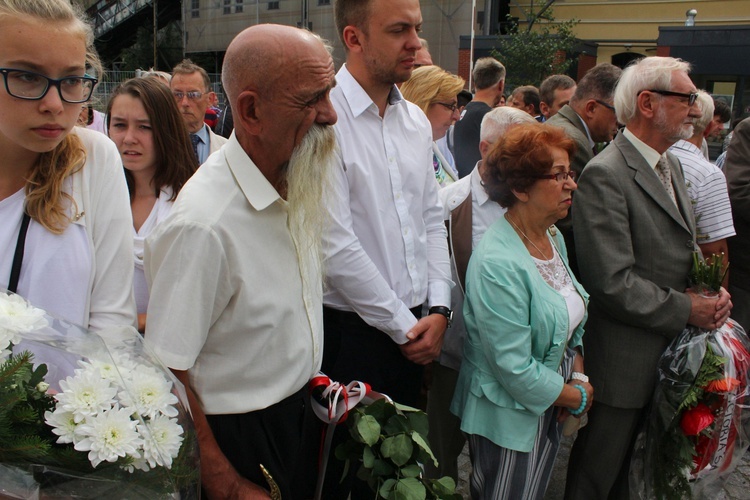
[569,384,587,416]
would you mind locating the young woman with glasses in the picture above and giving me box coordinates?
[0,0,136,330]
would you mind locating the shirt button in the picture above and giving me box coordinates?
[686,240,694,248]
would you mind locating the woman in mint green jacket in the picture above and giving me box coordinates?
[451,124,592,500]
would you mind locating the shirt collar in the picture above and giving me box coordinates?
[574,111,596,150]
[671,139,702,156]
[336,64,404,118]
[622,127,664,170]
[224,134,281,211]
[470,161,492,206]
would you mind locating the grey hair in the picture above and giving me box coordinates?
[473,57,506,91]
[614,56,691,125]
[480,106,536,143]
[693,90,715,133]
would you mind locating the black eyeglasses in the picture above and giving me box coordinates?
[534,171,576,183]
[595,99,616,113]
[0,68,97,104]
[641,89,698,106]
[435,101,459,112]
[173,91,205,101]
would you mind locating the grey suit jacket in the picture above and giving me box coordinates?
[546,104,594,179]
[572,132,696,408]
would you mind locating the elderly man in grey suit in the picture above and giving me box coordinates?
[564,56,732,500]
[546,63,621,277]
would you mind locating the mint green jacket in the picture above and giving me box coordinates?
[450,217,588,452]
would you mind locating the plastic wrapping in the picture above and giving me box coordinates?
[631,319,750,499]
[0,291,199,499]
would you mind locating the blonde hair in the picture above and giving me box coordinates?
[0,0,103,233]
[400,66,465,115]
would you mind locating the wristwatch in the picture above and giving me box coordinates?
[428,306,453,328]
[571,372,589,383]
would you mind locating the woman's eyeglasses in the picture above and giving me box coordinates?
[0,68,97,104]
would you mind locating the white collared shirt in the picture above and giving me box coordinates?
[322,65,452,345]
[145,136,323,413]
[622,127,663,170]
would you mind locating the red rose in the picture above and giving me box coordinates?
[680,403,715,436]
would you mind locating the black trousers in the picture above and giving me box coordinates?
[321,305,423,499]
[321,305,424,406]
[206,386,320,499]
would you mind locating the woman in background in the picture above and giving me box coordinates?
[451,123,592,499]
[400,65,464,187]
[107,77,198,332]
[0,0,135,330]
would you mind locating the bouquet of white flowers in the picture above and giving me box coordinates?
[0,291,199,499]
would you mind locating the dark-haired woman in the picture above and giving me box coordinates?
[107,77,198,332]
[451,123,592,499]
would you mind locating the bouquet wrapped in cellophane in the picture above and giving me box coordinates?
[0,290,199,499]
[631,319,750,499]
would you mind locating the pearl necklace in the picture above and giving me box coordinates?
[506,213,561,278]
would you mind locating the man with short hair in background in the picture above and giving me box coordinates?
[453,57,506,178]
[539,74,576,120]
[546,63,621,276]
[171,59,227,164]
[508,84,543,121]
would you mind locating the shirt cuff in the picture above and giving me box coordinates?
[427,280,452,310]
[386,302,420,345]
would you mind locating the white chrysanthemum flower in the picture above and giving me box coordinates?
[118,370,178,419]
[0,293,48,352]
[137,414,184,469]
[45,410,80,444]
[55,368,118,423]
[78,352,139,386]
[74,406,143,468]
[122,456,151,473]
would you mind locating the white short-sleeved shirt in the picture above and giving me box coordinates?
[0,128,135,329]
[322,65,452,345]
[144,136,323,414]
[670,140,736,244]
[133,187,174,315]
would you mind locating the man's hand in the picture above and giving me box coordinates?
[687,287,732,330]
[210,474,270,500]
[399,314,448,365]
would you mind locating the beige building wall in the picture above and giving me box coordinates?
[510,0,750,64]
[183,0,475,72]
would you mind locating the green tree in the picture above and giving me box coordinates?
[492,8,579,88]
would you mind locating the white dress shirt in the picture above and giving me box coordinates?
[323,65,452,345]
[145,136,323,414]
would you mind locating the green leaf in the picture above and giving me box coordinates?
[411,431,438,467]
[363,398,388,420]
[406,411,429,437]
[372,458,395,477]
[384,414,411,435]
[363,445,376,469]
[355,414,381,446]
[381,434,413,466]
[379,478,397,498]
[399,464,421,478]
[391,477,426,500]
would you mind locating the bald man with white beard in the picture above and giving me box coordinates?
[144,24,337,499]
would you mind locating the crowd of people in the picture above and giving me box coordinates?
[2,0,748,499]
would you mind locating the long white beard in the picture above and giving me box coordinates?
[285,123,336,278]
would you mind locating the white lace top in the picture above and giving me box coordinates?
[532,239,586,339]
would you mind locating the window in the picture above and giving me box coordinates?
[268,1,279,9]
[223,0,231,15]
[318,0,330,5]
[191,0,200,18]
[236,0,243,13]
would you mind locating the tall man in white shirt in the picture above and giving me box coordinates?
[322,0,452,408]
[145,25,337,499]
